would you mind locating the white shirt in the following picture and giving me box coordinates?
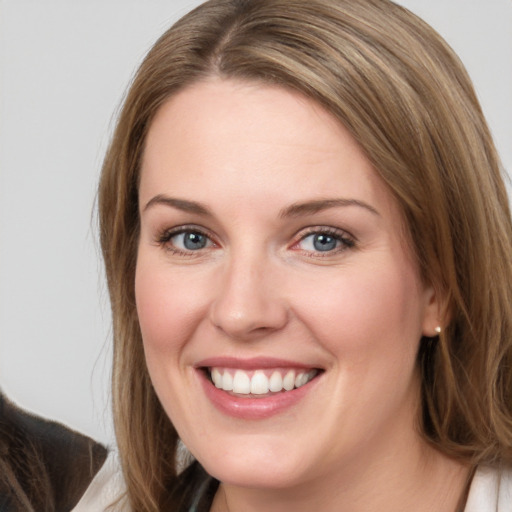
[71,451,129,512]
[72,456,512,511]
[464,465,512,511]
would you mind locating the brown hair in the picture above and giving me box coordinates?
[98,0,512,509]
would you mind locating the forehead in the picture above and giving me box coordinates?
[140,79,403,227]
[143,78,347,166]
[144,80,363,180]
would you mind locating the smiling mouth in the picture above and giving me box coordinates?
[205,367,321,396]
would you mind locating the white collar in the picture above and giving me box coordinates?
[72,450,129,511]
[464,465,512,511]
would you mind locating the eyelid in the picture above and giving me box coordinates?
[154,223,355,256]
[157,224,209,241]
[290,225,356,253]
[156,224,218,254]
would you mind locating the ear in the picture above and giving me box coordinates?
[421,283,449,337]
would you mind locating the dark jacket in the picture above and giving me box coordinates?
[0,393,107,512]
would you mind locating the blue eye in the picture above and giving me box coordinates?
[164,230,212,252]
[299,233,340,252]
[296,229,354,254]
[313,233,338,251]
[183,232,207,250]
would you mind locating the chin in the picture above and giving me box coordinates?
[205,460,305,490]
[194,439,314,489]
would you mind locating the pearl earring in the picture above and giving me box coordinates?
[434,326,442,334]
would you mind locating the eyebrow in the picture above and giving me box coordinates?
[143,195,380,218]
[280,198,380,218]
[143,195,211,215]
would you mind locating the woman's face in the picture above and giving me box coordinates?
[136,79,440,491]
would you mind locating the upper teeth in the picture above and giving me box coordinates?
[210,368,317,395]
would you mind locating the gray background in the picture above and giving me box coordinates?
[0,0,510,446]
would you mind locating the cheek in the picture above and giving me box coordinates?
[135,258,207,359]
[295,261,425,439]
[293,260,425,362]
[134,257,211,421]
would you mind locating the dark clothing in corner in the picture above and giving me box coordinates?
[0,392,107,512]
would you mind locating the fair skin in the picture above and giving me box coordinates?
[136,79,469,511]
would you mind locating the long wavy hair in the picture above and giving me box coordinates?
[98,0,512,509]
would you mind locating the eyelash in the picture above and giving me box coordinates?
[156,225,215,257]
[291,226,356,256]
[155,225,356,257]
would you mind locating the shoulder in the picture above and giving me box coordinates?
[0,392,107,511]
[465,465,512,511]
[72,450,130,512]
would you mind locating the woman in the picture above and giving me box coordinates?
[94,0,512,510]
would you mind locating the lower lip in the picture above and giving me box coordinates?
[198,370,320,420]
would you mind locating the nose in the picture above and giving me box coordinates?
[209,252,289,341]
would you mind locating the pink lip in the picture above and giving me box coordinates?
[195,356,317,370]
[195,360,322,420]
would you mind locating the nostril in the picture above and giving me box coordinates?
[209,306,288,340]
[209,288,290,337]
